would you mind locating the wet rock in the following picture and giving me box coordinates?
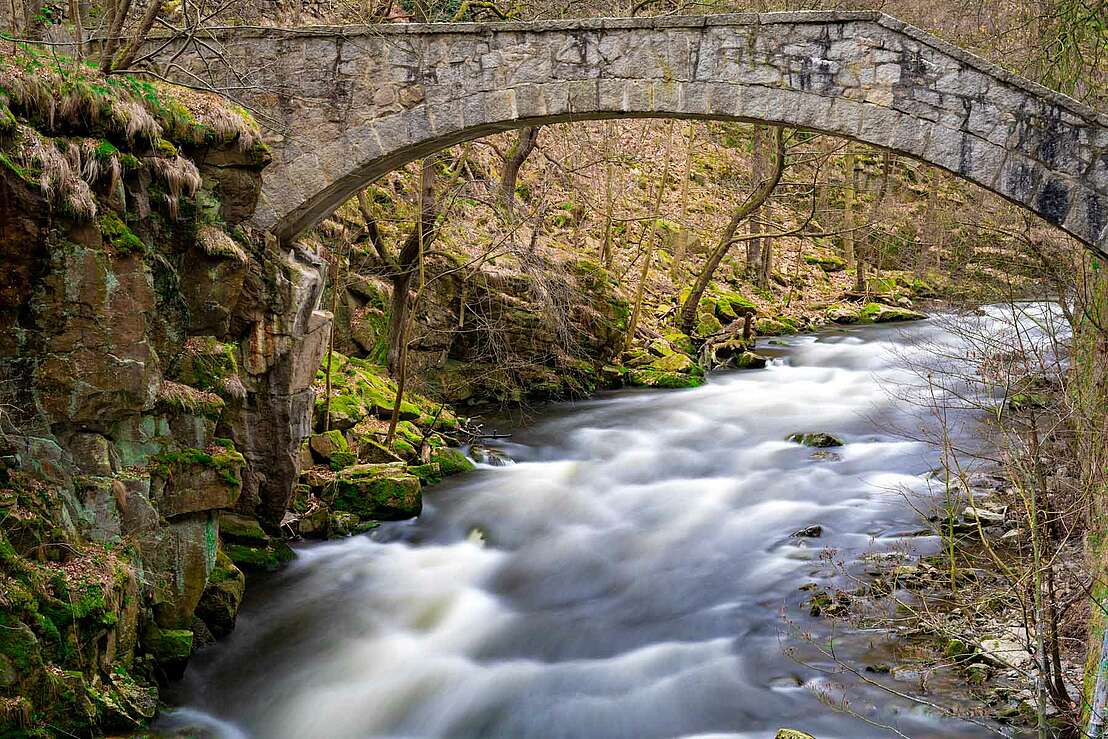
[810,450,841,462]
[962,506,1005,525]
[143,624,193,680]
[787,432,844,448]
[807,588,850,617]
[468,444,513,466]
[792,525,823,538]
[329,511,361,536]
[298,504,331,538]
[430,447,475,476]
[977,630,1032,670]
[775,729,816,739]
[332,463,422,520]
[219,512,295,571]
[195,549,246,638]
[152,445,245,518]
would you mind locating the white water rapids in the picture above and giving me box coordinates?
[163,314,1048,739]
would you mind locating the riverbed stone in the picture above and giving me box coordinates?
[788,432,844,448]
[332,463,422,520]
[195,549,246,638]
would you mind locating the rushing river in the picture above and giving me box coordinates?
[163,318,1021,739]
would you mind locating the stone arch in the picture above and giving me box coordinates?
[165,12,1108,255]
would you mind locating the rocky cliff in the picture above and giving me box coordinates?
[0,55,329,733]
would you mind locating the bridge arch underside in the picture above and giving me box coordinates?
[218,14,1108,256]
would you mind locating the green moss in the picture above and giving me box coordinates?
[98,211,147,255]
[153,138,178,157]
[177,338,238,393]
[118,152,141,169]
[331,465,421,521]
[93,139,118,160]
[627,368,704,389]
[429,448,475,477]
[0,150,33,181]
[804,253,846,272]
[143,625,192,662]
[329,450,357,470]
[695,312,723,336]
[858,302,883,323]
[151,444,244,487]
[408,463,443,486]
[222,542,295,572]
[0,102,18,134]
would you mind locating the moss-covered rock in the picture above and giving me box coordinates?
[221,541,295,572]
[857,302,927,323]
[787,432,844,448]
[430,448,475,477]
[804,253,846,272]
[627,368,704,389]
[142,624,193,677]
[195,548,245,638]
[331,463,422,520]
[309,430,349,462]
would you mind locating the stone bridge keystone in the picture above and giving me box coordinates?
[157,12,1108,256]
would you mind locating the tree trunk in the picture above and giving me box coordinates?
[601,161,614,268]
[624,122,676,351]
[385,158,439,377]
[746,125,767,276]
[496,126,541,216]
[679,128,786,335]
[842,148,856,268]
[670,124,697,286]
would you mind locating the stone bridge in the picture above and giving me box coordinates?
[160,12,1108,255]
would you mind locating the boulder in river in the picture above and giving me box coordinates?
[787,432,844,448]
[332,463,422,520]
[775,728,816,739]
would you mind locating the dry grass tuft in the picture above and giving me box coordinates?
[157,380,224,416]
[198,224,248,262]
[221,375,248,402]
[148,155,202,219]
[21,131,98,219]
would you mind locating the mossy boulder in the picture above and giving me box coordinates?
[787,432,844,448]
[430,448,475,477]
[734,351,768,369]
[857,302,926,324]
[711,290,757,321]
[775,730,816,739]
[218,512,294,571]
[221,541,295,572]
[150,443,244,518]
[627,368,703,389]
[695,311,724,336]
[804,253,846,272]
[143,624,193,678]
[331,463,422,520]
[309,430,349,462]
[652,352,695,373]
[194,548,245,638]
[755,317,799,335]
